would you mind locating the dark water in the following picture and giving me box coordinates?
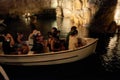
[1,18,120,80]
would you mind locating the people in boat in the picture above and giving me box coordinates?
[28,29,41,49]
[17,43,29,55]
[51,27,58,35]
[47,27,64,52]
[77,37,87,47]
[50,33,61,52]
[37,35,48,53]
[47,32,53,51]
[60,39,66,50]
[33,33,48,53]
[15,32,29,54]
[29,29,46,53]
[69,29,79,50]
[0,32,15,54]
[66,26,77,49]
[69,29,87,50]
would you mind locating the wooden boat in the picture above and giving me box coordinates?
[0,65,9,80]
[0,38,98,66]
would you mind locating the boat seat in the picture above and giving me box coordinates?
[0,65,9,80]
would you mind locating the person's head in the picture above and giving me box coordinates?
[71,26,77,31]
[17,32,23,38]
[47,32,52,38]
[70,29,78,36]
[51,27,57,33]
[3,32,12,38]
[36,34,44,41]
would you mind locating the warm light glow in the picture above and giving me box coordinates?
[114,0,120,25]
[51,20,57,28]
[114,8,120,25]
[22,12,31,24]
[51,0,57,8]
[23,12,31,18]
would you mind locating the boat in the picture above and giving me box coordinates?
[0,38,98,66]
[0,65,9,80]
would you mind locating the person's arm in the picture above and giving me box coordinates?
[22,45,29,54]
[9,35,15,47]
[28,33,34,40]
[17,35,22,43]
[50,39,54,51]
[75,41,79,48]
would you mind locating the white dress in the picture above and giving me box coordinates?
[69,35,78,50]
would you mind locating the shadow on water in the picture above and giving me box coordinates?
[89,30,120,73]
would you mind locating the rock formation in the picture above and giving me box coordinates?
[56,0,100,27]
[0,0,118,34]
[88,0,118,37]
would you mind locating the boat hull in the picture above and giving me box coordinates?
[0,38,98,66]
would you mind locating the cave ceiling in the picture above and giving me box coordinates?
[0,0,52,14]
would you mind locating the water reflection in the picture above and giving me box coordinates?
[100,32,120,72]
[2,17,88,39]
[88,25,120,72]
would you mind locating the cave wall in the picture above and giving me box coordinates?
[56,0,100,27]
[89,0,117,33]
[88,0,118,36]
[0,0,118,34]
[0,0,56,16]
[0,0,98,26]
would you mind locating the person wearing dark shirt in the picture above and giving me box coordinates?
[1,33,15,54]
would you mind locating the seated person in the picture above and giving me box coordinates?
[66,26,77,49]
[0,32,15,54]
[77,37,87,47]
[31,33,46,53]
[17,43,29,55]
[15,32,29,54]
[47,32,61,52]
[69,30,87,50]
[28,29,41,50]
[68,29,79,50]
[60,39,66,50]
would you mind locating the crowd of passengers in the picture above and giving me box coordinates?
[0,26,87,55]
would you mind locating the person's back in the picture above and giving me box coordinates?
[68,29,78,50]
[66,26,77,49]
[69,35,78,50]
